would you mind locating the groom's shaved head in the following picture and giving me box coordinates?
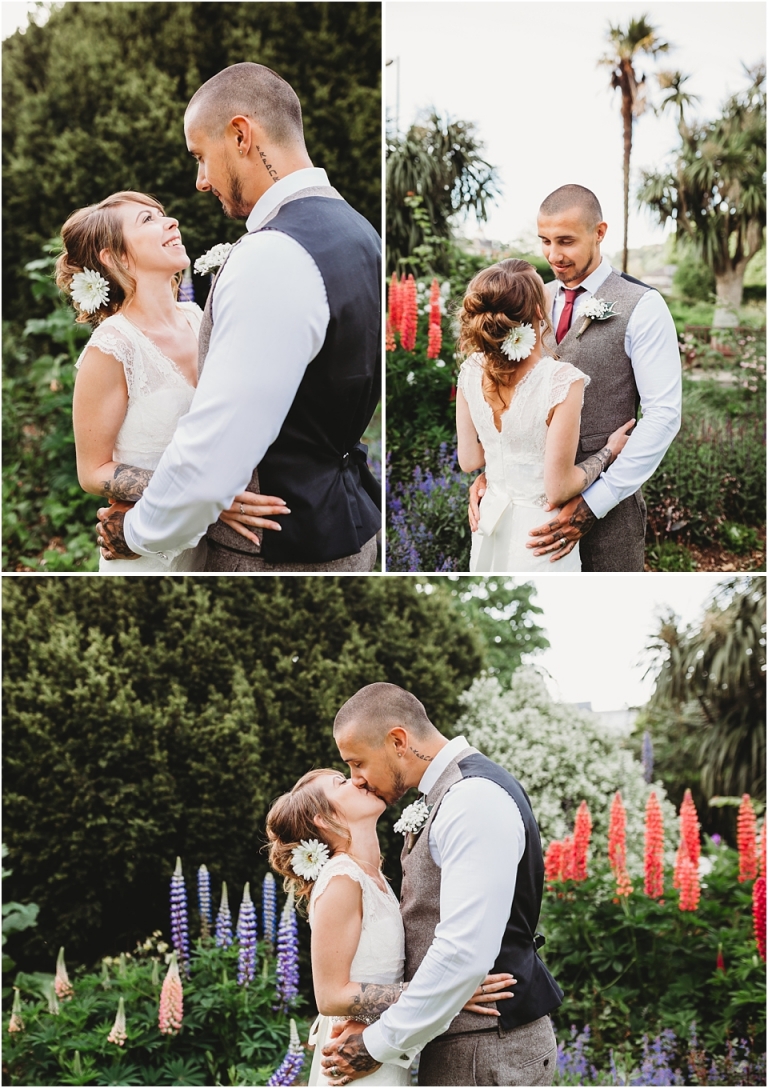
[539,185,603,228]
[334,683,437,746]
[187,62,305,148]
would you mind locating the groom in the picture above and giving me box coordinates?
[323,683,562,1086]
[97,63,381,571]
[469,184,681,571]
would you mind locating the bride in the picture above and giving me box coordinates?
[56,190,288,572]
[456,259,634,573]
[266,769,514,1086]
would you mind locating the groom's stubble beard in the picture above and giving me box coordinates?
[220,163,250,220]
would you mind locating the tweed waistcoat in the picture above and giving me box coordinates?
[542,271,650,462]
[400,750,563,1035]
[199,187,381,563]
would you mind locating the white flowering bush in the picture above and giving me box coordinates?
[456,670,678,874]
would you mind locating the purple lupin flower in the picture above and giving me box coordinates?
[197,865,212,939]
[274,889,300,1011]
[215,881,233,948]
[262,872,277,952]
[642,731,654,784]
[236,882,258,986]
[178,268,195,303]
[170,857,190,973]
[267,1019,305,1086]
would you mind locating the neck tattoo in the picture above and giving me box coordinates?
[409,746,433,762]
[256,145,280,182]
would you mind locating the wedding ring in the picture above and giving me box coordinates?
[330,1067,339,1078]
[239,503,245,514]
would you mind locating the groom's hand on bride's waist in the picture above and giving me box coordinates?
[528,495,597,561]
[322,1022,381,1083]
[97,501,140,561]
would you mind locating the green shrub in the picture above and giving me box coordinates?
[646,542,696,572]
[4,927,307,1086]
[673,254,716,301]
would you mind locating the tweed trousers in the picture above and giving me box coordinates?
[417,1014,557,1087]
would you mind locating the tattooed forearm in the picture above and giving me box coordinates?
[336,1033,378,1073]
[101,464,154,502]
[347,983,403,1021]
[256,145,280,181]
[409,746,433,762]
[576,446,613,490]
[568,496,597,536]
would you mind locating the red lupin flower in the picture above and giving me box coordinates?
[385,318,396,353]
[760,822,766,880]
[427,278,442,359]
[560,835,575,882]
[737,794,758,883]
[573,801,592,882]
[387,273,402,333]
[400,275,419,352]
[679,789,701,871]
[716,945,726,973]
[644,792,665,899]
[544,840,563,888]
[608,792,633,898]
[753,876,766,961]
[677,853,700,911]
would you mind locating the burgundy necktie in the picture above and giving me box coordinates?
[555,287,586,344]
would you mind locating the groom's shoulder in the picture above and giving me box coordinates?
[617,271,655,292]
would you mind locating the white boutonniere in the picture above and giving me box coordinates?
[395,799,432,852]
[576,298,621,338]
[194,242,234,276]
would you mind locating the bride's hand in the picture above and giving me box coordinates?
[217,491,290,545]
[463,972,516,1015]
[606,419,636,462]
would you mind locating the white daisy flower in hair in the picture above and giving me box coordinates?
[290,838,330,881]
[500,322,536,362]
[70,268,110,313]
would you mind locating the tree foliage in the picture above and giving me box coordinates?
[638,66,766,325]
[386,112,500,274]
[2,576,483,970]
[2,1,381,326]
[645,576,766,806]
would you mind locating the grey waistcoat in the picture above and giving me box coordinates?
[542,271,650,461]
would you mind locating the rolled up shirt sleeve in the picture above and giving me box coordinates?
[123,231,329,557]
[582,288,681,518]
[363,778,525,1067]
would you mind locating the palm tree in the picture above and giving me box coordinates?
[656,70,699,136]
[386,112,500,275]
[639,65,766,326]
[646,577,766,801]
[599,16,670,272]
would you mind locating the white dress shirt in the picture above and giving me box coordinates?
[551,256,681,519]
[123,167,332,560]
[364,736,526,1067]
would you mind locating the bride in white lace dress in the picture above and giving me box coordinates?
[456,260,633,572]
[56,190,288,572]
[266,770,513,1086]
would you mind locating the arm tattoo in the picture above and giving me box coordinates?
[336,1032,378,1074]
[576,446,613,490]
[568,496,597,536]
[101,463,153,502]
[409,746,433,762]
[348,983,403,1021]
[256,145,280,181]
[99,507,139,560]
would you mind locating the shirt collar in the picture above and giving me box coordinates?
[246,167,331,231]
[417,735,470,796]
[554,255,612,298]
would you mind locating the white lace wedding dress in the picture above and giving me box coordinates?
[459,353,590,572]
[307,855,409,1086]
[75,302,207,573]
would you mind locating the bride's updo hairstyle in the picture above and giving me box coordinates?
[55,191,178,328]
[458,258,555,392]
[266,769,351,909]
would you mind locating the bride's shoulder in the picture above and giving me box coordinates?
[75,314,134,370]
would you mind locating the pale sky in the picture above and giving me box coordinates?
[386,0,766,252]
[523,573,736,710]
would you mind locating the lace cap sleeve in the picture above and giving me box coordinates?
[457,354,483,397]
[75,319,135,376]
[549,360,590,412]
[308,855,366,922]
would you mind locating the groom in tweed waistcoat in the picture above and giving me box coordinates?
[470,184,681,571]
[323,684,562,1087]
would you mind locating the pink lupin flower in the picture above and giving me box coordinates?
[158,952,183,1035]
[55,947,73,1001]
[107,996,127,1046]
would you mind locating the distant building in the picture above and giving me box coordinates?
[568,703,639,737]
